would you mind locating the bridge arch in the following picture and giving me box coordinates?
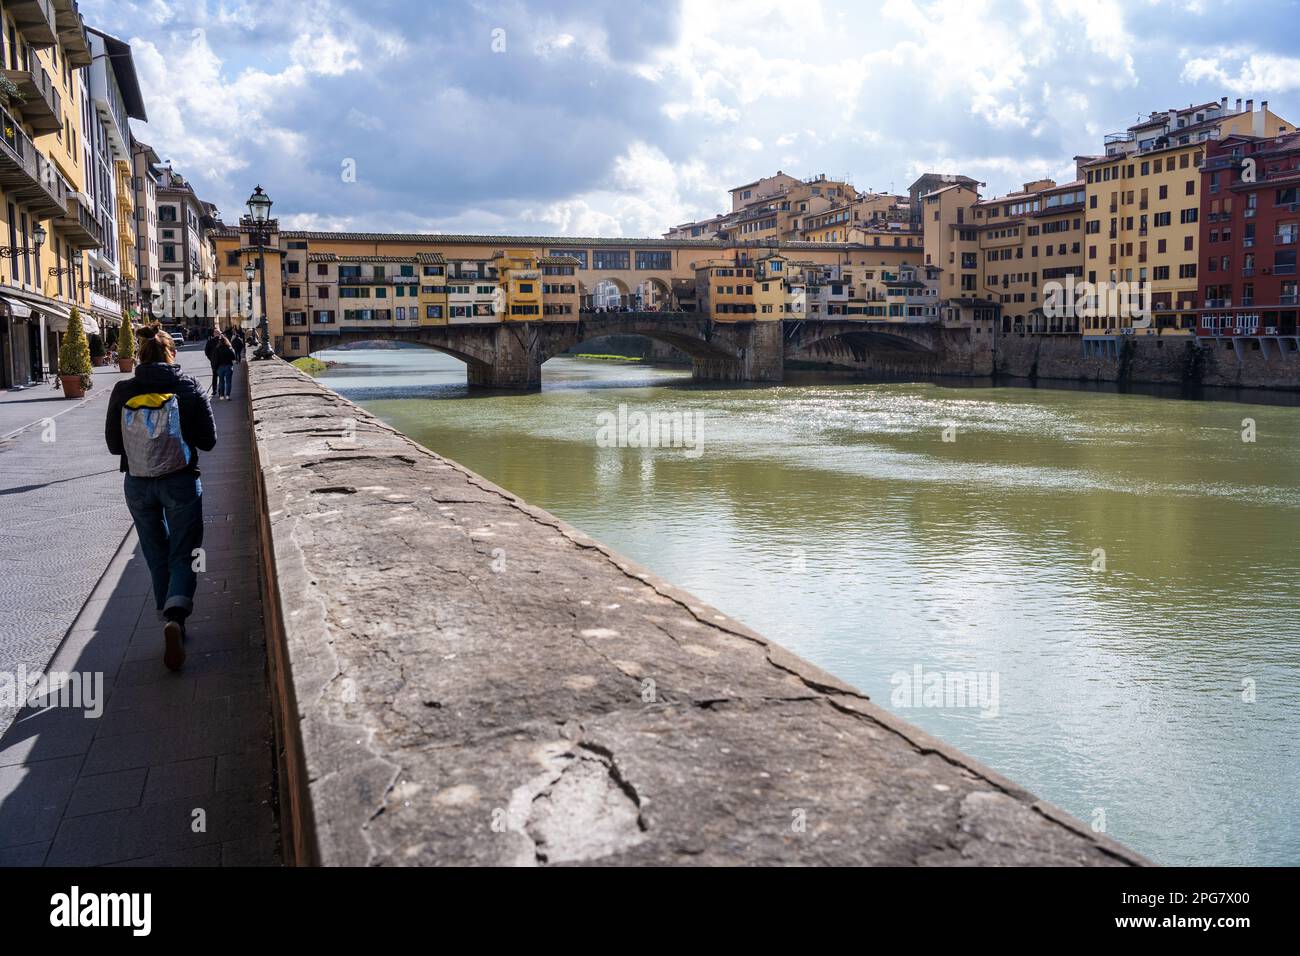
[536,312,740,365]
[785,321,940,360]
[308,329,497,372]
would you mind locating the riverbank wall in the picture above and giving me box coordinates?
[795,331,1300,391]
[246,358,1147,866]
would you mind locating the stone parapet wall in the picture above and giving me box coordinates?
[247,359,1146,866]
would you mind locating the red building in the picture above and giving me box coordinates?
[1197,131,1300,338]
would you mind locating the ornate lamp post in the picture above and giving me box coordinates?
[47,248,83,281]
[246,185,274,359]
[244,261,255,336]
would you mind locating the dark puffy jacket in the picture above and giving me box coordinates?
[106,362,217,476]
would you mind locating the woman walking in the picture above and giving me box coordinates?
[105,326,216,670]
[212,333,236,401]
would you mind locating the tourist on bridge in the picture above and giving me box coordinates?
[231,329,246,364]
[104,326,217,671]
[211,334,236,401]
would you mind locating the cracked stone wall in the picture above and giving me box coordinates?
[248,360,1148,867]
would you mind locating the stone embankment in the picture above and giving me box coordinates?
[248,360,1147,866]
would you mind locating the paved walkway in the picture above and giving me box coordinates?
[0,348,280,866]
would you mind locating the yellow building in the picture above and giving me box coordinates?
[539,255,580,320]
[493,249,542,320]
[694,254,756,321]
[0,0,100,386]
[1081,97,1293,336]
[417,252,447,325]
[753,252,790,319]
[115,158,135,291]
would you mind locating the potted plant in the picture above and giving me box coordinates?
[88,332,106,366]
[117,310,136,372]
[0,75,25,109]
[58,307,94,399]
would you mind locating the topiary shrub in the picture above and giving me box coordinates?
[118,310,136,361]
[58,306,94,390]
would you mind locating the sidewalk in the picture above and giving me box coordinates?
[0,349,280,866]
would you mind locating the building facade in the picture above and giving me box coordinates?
[1196,130,1300,340]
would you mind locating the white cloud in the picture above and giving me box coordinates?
[1182,53,1300,94]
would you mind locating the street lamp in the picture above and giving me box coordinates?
[47,248,83,280]
[244,261,255,333]
[245,185,274,359]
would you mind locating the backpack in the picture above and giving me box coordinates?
[122,393,192,478]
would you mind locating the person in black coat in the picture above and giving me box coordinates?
[106,327,216,670]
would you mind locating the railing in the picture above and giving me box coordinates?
[340,275,417,286]
[0,104,67,214]
[10,0,57,44]
[2,60,62,130]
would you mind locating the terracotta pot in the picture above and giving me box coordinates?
[118,358,135,373]
[61,375,86,399]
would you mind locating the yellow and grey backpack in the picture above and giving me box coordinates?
[122,393,192,478]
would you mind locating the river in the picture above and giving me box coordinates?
[316,346,1299,866]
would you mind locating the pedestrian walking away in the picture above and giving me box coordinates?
[204,327,224,391]
[232,329,246,364]
[211,334,237,401]
[104,326,217,671]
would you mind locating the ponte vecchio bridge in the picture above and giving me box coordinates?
[210,225,957,387]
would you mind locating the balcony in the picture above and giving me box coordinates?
[339,275,420,286]
[3,62,63,134]
[52,0,92,66]
[8,0,57,47]
[57,191,101,248]
[0,105,67,217]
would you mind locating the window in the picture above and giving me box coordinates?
[426,306,443,319]
[636,251,672,270]
[593,250,630,271]
[549,250,587,269]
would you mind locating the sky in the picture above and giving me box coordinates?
[81,0,1300,238]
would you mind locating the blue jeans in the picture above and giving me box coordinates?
[124,472,204,618]
[216,363,234,397]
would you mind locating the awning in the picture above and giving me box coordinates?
[1,296,32,320]
[38,303,99,336]
[92,308,124,328]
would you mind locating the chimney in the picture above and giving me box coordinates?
[1255,101,1267,136]
[1221,96,1228,112]
[1246,99,1253,113]
[1236,98,1243,112]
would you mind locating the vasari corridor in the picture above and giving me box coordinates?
[0,0,1296,939]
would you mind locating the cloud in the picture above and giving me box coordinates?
[1182,53,1300,94]
[78,0,1300,237]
